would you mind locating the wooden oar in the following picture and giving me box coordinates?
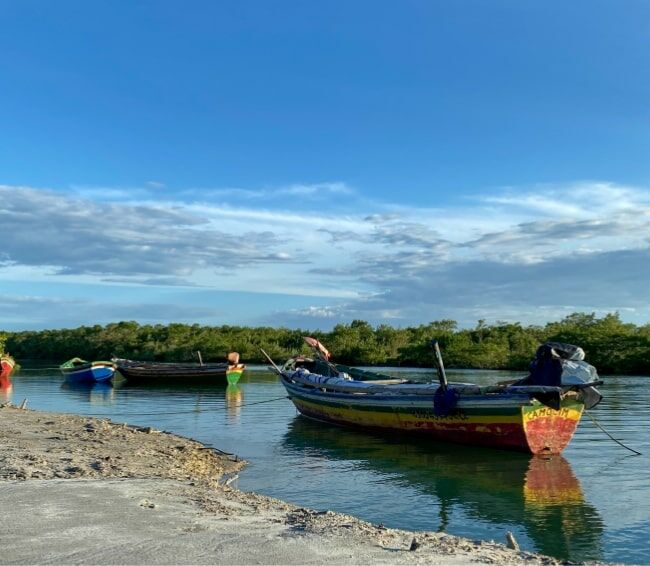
[260,349,283,375]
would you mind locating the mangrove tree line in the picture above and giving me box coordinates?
[3,312,650,375]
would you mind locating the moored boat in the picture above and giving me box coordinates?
[113,352,245,385]
[1,354,16,379]
[272,338,602,455]
[60,358,116,383]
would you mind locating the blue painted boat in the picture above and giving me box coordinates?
[60,358,116,383]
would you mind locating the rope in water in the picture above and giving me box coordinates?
[67,395,290,418]
[12,367,61,371]
[585,410,642,456]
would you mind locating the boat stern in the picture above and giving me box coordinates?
[226,364,245,385]
[89,362,116,383]
[522,397,584,455]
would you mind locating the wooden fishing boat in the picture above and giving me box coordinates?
[272,338,602,455]
[1,354,15,379]
[112,352,245,385]
[60,358,116,383]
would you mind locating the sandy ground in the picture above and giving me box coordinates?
[0,403,563,565]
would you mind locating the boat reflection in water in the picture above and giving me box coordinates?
[283,418,603,563]
[60,381,116,405]
[0,374,12,403]
[225,384,243,420]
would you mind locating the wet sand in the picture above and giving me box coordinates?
[0,403,562,565]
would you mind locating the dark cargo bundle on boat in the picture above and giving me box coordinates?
[512,342,602,410]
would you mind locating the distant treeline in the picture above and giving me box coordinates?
[3,312,650,375]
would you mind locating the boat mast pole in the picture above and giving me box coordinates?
[431,341,448,391]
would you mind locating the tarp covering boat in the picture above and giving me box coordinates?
[513,342,602,409]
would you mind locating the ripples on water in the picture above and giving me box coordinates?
[3,364,649,564]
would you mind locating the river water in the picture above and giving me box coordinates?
[3,364,648,564]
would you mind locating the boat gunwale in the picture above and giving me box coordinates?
[281,374,535,410]
[281,369,570,399]
[60,358,115,373]
[113,358,229,369]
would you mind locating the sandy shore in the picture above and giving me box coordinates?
[0,403,562,565]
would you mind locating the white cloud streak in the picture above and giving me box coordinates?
[2,180,650,328]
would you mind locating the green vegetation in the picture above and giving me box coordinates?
[3,312,650,375]
[0,331,8,355]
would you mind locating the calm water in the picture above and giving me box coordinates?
[3,364,649,564]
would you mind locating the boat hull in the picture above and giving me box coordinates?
[1,357,15,379]
[114,359,232,383]
[116,361,228,381]
[61,363,115,383]
[282,376,583,455]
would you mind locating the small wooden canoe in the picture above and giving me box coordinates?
[113,352,245,385]
[60,358,116,383]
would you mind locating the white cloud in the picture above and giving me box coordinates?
[293,305,342,318]
[480,182,650,218]
[177,181,354,201]
[0,185,298,280]
[68,185,155,201]
[146,181,167,189]
[3,180,650,328]
[0,293,223,329]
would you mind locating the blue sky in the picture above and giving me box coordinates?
[1,1,650,330]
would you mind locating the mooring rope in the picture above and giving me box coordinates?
[585,410,642,456]
[232,395,290,408]
[68,395,290,418]
[13,367,61,371]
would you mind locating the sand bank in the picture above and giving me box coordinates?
[0,404,561,565]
